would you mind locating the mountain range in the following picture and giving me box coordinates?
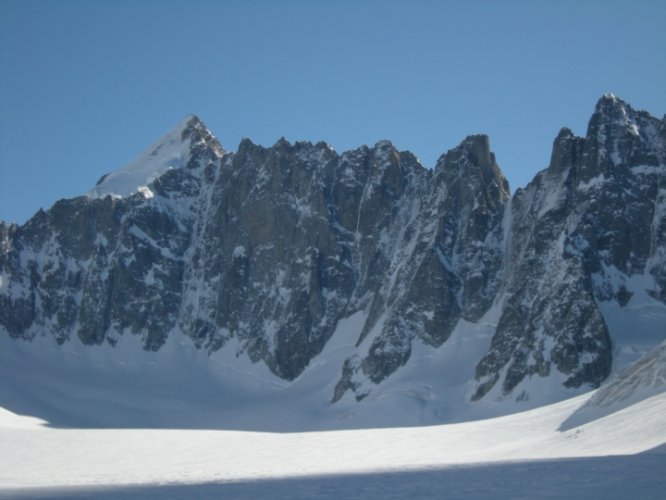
[0,94,664,427]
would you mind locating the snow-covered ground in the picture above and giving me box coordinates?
[0,306,593,432]
[1,389,665,499]
[0,311,664,498]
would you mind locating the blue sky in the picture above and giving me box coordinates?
[1,0,665,224]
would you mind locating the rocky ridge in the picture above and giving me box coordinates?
[1,94,664,406]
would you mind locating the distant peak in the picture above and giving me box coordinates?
[586,93,653,146]
[373,140,395,150]
[555,127,575,140]
[548,128,584,175]
[87,115,216,199]
[594,93,631,116]
[460,134,490,150]
[239,137,259,149]
[274,136,291,148]
[179,114,212,139]
[436,134,498,178]
[237,137,264,157]
[315,140,335,152]
[173,114,202,134]
[444,134,492,167]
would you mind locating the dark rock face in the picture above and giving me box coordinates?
[473,95,666,400]
[332,134,510,399]
[1,95,664,404]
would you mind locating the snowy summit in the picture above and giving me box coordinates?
[87,115,201,199]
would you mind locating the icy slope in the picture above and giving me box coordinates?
[562,339,666,429]
[0,303,588,431]
[0,309,497,430]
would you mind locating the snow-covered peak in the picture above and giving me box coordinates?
[373,139,395,150]
[547,127,584,175]
[88,115,204,199]
[590,93,640,131]
[434,134,498,181]
[596,92,625,111]
[370,140,399,165]
[584,93,664,169]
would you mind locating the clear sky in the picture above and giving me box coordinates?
[1,0,665,224]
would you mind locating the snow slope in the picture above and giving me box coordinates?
[1,391,664,499]
[0,306,587,431]
[3,326,664,498]
[87,116,196,199]
[561,339,666,430]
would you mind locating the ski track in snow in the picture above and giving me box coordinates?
[1,392,665,499]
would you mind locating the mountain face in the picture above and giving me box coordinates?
[1,95,665,410]
[474,95,666,400]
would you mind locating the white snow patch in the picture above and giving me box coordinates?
[628,123,640,136]
[0,406,48,429]
[88,116,195,199]
[127,225,176,259]
[538,184,564,217]
[610,150,622,166]
[578,173,607,191]
[262,319,279,353]
[632,165,665,176]
[593,265,666,370]
[290,195,313,218]
[232,245,247,258]
[138,186,154,199]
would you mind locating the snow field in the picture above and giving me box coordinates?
[1,390,665,493]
